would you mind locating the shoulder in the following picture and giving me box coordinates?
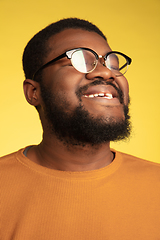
[112,149,160,178]
[0,151,18,163]
[0,148,25,167]
[118,151,160,168]
[115,150,160,180]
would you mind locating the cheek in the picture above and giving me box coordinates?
[43,67,84,102]
[115,76,129,105]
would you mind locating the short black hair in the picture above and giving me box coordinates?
[22,18,107,81]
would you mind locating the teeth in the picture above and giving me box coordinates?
[105,93,113,99]
[84,93,113,99]
[88,94,94,98]
[98,93,105,97]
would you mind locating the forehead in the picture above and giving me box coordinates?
[46,28,111,60]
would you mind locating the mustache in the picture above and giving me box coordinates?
[76,79,124,104]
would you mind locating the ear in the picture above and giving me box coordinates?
[23,79,41,106]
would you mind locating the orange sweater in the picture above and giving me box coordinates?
[1,148,160,239]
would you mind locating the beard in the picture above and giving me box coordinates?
[40,80,131,147]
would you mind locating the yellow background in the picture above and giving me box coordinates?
[0,0,160,163]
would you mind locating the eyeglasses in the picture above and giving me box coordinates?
[32,47,132,80]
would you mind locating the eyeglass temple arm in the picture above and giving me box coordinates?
[119,62,128,71]
[119,56,132,71]
[32,52,67,80]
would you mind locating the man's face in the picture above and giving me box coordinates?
[39,29,131,146]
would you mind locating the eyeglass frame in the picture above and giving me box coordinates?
[32,47,132,80]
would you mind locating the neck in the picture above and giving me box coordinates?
[27,133,114,172]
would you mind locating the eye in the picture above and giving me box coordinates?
[109,65,119,71]
[105,55,119,70]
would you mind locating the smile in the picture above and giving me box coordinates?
[80,84,123,105]
[84,93,113,99]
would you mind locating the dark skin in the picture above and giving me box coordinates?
[23,29,129,171]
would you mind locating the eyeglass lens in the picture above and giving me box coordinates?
[71,50,96,73]
[70,49,128,76]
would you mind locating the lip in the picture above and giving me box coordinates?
[83,85,118,97]
[81,85,121,105]
[82,96,120,105]
[83,85,120,99]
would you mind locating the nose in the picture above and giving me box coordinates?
[86,61,115,81]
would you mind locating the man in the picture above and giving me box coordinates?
[1,18,160,239]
